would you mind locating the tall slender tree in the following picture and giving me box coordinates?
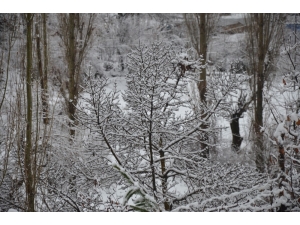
[58,13,95,137]
[35,14,49,125]
[184,13,219,157]
[25,13,35,212]
[244,13,285,172]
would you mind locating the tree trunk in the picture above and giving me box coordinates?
[58,14,95,137]
[245,13,284,172]
[42,13,49,125]
[35,17,49,126]
[149,93,157,197]
[198,13,209,158]
[68,13,77,137]
[25,13,35,212]
[230,113,243,152]
[159,138,170,211]
[198,13,207,104]
[254,13,265,173]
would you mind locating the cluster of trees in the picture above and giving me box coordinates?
[0,13,300,212]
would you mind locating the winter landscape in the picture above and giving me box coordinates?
[0,13,300,212]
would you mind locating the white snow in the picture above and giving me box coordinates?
[7,208,18,212]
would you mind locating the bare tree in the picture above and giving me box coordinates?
[0,14,18,112]
[35,14,48,125]
[0,14,22,212]
[58,13,95,137]
[184,13,219,102]
[34,14,49,125]
[244,13,285,172]
[24,13,35,212]
[184,13,219,158]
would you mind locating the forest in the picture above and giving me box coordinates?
[0,13,300,212]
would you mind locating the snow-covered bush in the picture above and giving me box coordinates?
[79,42,294,212]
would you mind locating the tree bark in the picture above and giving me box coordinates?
[245,13,284,172]
[230,113,243,152]
[184,13,219,158]
[198,14,209,158]
[159,138,170,211]
[35,16,49,125]
[254,13,265,173]
[149,90,157,197]
[42,13,49,125]
[67,13,77,137]
[198,13,207,104]
[230,95,253,152]
[25,13,35,212]
[58,13,95,137]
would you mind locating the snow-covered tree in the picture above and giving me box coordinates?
[80,42,279,212]
[244,13,285,172]
[57,13,96,137]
